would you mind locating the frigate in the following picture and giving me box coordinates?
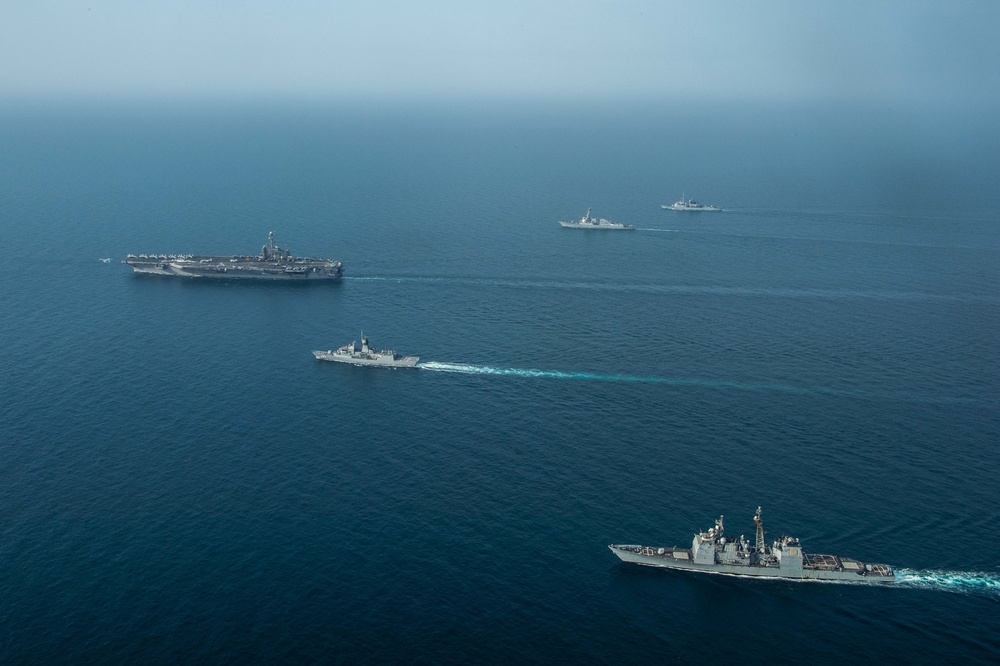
[662,194,721,211]
[313,333,419,368]
[559,208,635,230]
[123,232,343,280]
[610,507,895,583]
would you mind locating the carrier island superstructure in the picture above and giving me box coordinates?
[124,232,343,280]
[610,507,895,583]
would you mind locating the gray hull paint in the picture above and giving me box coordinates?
[609,546,893,583]
[610,508,895,584]
[662,204,721,211]
[312,350,419,367]
[123,232,344,281]
[313,333,418,368]
[662,196,721,211]
[559,208,635,230]
[558,221,634,230]
[128,263,341,280]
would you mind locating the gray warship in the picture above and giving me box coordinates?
[610,507,895,583]
[313,333,419,368]
[123,232,343,280]
[662,194,721,211]
[559,208,635,230]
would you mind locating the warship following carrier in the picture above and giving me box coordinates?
[313,333,419,368]
[610,507,895,583]
[559,208,635,230]
[123,232,343,280]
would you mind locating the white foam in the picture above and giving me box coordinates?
[895,569,1000,596]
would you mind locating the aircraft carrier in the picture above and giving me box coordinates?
[123,232,343,280]
[610,507,895,583]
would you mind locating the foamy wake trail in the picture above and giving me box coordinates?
[417,362,854,396]
[419,362,582,380]
[895,569,1000,596]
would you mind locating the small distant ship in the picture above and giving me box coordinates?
[313,333,419,368]
[662,194,721,211]
[123,232,343,280]
[609,507,895,583]
[559,208,635,230]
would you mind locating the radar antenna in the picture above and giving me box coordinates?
[754,506,766,555]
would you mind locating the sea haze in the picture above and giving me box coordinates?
[1,99,998,663]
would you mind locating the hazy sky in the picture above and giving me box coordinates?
[2,1,998,105]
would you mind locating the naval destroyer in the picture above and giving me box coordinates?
[123,232,343,280]
[313,333,419,368]
[610,507,895,583]
[662,194,721,211]
[559,208,635,230]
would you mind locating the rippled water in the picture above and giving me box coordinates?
[1,101,998,663]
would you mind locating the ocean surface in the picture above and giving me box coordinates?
[1,99,999,663]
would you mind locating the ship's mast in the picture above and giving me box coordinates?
[754,506,766,554]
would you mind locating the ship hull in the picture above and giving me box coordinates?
[559,221,634,230]
[609,545,895,583]
[125,259,342,280]
[313,351,419,367]
[125,233,343,279]
[662,204,721,211]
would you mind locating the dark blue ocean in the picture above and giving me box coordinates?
[1,100,999,663]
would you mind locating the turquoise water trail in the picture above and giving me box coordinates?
[345,276,992,303]
[419,361,851,395]
[416,362,973,404]
[718,570,1000,595]
[895,570,1000,596]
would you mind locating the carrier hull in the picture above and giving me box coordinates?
[123,232,343,281]
[126,259,342,280]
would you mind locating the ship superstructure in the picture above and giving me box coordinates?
[123,232,343,280]
[313,333,419,368]
[609,507,895,583]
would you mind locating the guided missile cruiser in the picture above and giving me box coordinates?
[610,507,895,583]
